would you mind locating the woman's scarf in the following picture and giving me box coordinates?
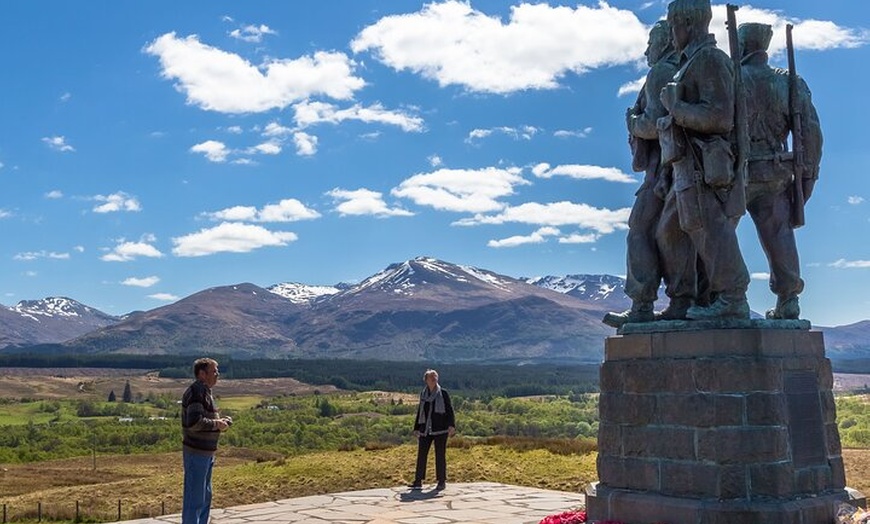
[417,385,445,424]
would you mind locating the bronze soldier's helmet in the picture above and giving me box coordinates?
[737,22,773,55]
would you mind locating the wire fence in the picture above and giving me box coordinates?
[1,499,177,523]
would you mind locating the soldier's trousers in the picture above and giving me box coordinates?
[626,177,695,305]
[746,180,804,299]
[658,160,749,302]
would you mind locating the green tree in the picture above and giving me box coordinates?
[108,390,116,402]
[122,381,133,403]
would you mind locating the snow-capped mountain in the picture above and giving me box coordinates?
[48,257,613,362]
[0,297,119,348]
[12,297,112,320]
[8,257,866,362]
[345,257,518,298]
[267,282,340,304]
[524,274,629,306]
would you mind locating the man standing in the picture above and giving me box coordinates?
[604,20,695,328]
[658,0,750,320]
[739,23,822,319]
[182,358,232,524]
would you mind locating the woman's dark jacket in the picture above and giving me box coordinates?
[413,389,456,436]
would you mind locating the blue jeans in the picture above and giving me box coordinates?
[183,450,214,524]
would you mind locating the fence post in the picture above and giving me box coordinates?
[117,499,121,521]
[76,501,80,521]
[161,501,165,516]
[2,503,6,524]
[38,501,42,522]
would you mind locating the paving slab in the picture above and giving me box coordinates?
[109,482,585,524]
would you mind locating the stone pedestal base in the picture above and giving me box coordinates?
[588,325,864,524]
[586,482,862,524]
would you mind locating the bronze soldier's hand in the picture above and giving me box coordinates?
[660,82,679,112]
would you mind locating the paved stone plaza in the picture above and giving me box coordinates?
[111,482,585,524]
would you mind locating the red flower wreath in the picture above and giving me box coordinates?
[539,509,587,524]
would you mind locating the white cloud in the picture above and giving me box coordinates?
[92,192,142,213]
[172,222,298,257]
[428,155,443,167]
[148,293,180,302]
[45,190,63,199]
[618,76,645,97]
[122,276,160,288]
[558,233,600,244]
[327,188,414,217]
[0,209,10,218]
[751,272,771,280]
[263,122,294,137]
[101,240,164,262]
[204,198,320,223]
[351,3,866,95]
[830,259,870,269]
[351,1,648,94]
[42,136,75,152]
[229,24,277,43]
[232,158,256,166]
[292,100,424,132]
[465,126,539,144]
[145,33,365,113]
[848,196,864,205]
[488,226,560,248]
[0,161,4,169]
[293,132,318,156]
[225,125,243,134]
[250,141,282,155]
[190,140,230,162]
[554,128,592,139]
[392,167,529,213]
[532,163,635,184]
[708,6,869,58]
[60,92,72,102]
[455,201,630,235]
[13,251,70,261]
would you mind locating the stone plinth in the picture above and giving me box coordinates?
[587,325,864,524]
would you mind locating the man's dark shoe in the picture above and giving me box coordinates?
[686,296,749,321]
[435,481,446,490]
[766,296,799,320]
[655,298,692,321]
[410,480,423,490]
[602,302,654,328]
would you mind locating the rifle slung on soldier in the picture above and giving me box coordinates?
[786,24,807,228]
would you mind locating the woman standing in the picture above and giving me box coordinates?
[411,369,456,490]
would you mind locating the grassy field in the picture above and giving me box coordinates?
[3,368,870,523]
[3,443,870,523]
[0,442,598,522]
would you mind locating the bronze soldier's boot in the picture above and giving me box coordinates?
[655,297,693,321]
[603,302,654,328]
[686,295,750,321]
[766,296,800,320]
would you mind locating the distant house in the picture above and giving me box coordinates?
[118,417,133,423]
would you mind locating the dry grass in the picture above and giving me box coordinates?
[4,446,870,522]
[0,369,337,402]
[0,443,597,521]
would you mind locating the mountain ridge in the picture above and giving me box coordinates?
[1,256,868,361]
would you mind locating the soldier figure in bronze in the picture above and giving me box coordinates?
[603,21,693,328]
[738,22,822,319]
[656,0,750,321]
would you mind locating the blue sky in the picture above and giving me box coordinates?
[0,1,867,327]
